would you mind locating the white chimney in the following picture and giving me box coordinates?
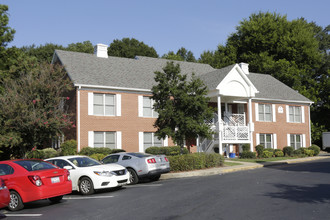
[239,63,249,74]
[94,43,108,58]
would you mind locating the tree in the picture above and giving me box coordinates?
[21,43,65,63]
[152,62,213,151]
[200,12,329,144]
[108,38,158,58]
[66,41,94,54]
[0,4,16,72]
[162,47,196,62]
[0,63,74,159]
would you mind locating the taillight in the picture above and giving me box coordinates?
[28,175,43,187]
[164,157,168,162]
[65,169,71,181]
[147,158,156,163]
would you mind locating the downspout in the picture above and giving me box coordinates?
[217,95,222,155]
[77,86,81,152]
[248,98,254,152]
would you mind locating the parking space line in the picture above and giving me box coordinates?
[5,214,43,217]
[126,184,163,187]
[65,195,114,200]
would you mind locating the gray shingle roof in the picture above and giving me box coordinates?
[248,73,312,102]
[54,50,215,90]
[54,50,311,103]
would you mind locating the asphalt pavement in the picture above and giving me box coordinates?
[160,153,330,180]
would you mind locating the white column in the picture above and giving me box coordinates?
[248,98,254,152]
[217,95,222,155]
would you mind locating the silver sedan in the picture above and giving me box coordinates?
[101,152,170,184]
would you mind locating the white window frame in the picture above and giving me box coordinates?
[88,131,122,149]
[289,134,303,150]
[88,93,121,116]
[258,133,273,149]
[286,105,304,123]
[138,132,168,152]
[257,104,272,122]
[138,96,158,118]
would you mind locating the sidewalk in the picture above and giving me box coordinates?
[160,154,329,180]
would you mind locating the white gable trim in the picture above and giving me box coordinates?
[216,64,258,98]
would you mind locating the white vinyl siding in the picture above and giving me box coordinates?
[138,96,158,118]
[88,93,121,116]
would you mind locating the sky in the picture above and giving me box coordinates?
[3,0,330,58]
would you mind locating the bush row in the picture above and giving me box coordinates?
[145,146,189,156]
[168,153,224,172]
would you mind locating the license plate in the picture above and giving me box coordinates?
[51,177,60,184]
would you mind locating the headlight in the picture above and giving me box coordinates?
[94,171,114,177]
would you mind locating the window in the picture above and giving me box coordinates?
[258,104,272,122]
[122,155,132,160]
[94,131,116,148]
[139,96,158,118]
[94,93,115,116]
[259,134,273,149]
[102,155,120,164]
[290,134,302,149]
[49,159,71,169]
[0,164,14,176]
[289,106,302,123]
[143,132,163,150]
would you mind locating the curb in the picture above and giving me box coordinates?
[160,155,329,180]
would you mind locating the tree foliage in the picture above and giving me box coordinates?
[0,63,74,159]
[108,37,158,58]
[152,62,213,149]
[162,47,196,62]
[199,12,329,144]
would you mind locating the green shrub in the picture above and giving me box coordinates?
[308,145,320,156]
[146,146,189,156]
[262,151,273,158]
[301,148,314,157]
[89,153,107,161]
[79,147,125,156]
[168,153,224,172]
[283,146,294,156]
[242,144,250,152]
[293,148,304,157]
[274,150,284,157]
[60,140,77,156]
[255,145,264,157]
[240,151,256,159]
[26,148,59,159]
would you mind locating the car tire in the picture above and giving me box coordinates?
[127,168,139,185]
[79,177,95,195]
[150,174,161,182]
[8,191,24,211]
[49,195,63,203]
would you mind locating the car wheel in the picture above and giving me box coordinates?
[49,195,63,203]
[127,168,139,185]
[8,191,24,211]
[150,174,161,182]
[79,177,95,195]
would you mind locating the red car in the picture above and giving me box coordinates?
[0,178,10,209]
[0,159,72,211]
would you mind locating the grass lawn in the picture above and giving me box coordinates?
[228,156,302,163]
[224,161,243,166]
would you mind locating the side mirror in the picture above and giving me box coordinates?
[63,165,73,170]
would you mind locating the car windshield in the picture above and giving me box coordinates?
[126,153,151,158]
[68,157,101,167]
[14,160,57,172]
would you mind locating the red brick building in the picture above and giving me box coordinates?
[53,44,312,155]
